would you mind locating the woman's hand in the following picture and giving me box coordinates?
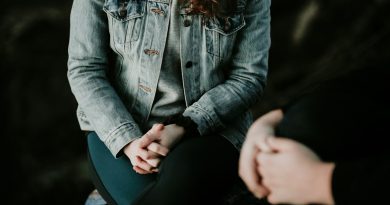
[124,124,169,174]
[149,124,185,150]
[239,109,284,198]
[145,124,185,164]
[257,137,335,205]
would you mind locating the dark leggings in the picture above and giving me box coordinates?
[87,132,240,205]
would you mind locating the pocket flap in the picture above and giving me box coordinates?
[103,0,146,21]
[205,14,246,35]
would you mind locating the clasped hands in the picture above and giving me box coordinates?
[123,123,185,174]
[239,110,334,205]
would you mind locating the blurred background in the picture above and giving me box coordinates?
[1,0,389,204]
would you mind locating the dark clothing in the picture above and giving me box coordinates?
[87,132,240,205]
[276,67,390,204]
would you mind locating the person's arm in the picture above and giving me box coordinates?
[183,0,271,135]
[67,0,142,157]
[332,156,390,204]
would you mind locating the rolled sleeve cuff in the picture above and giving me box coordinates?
[104,122,143,158]
[183,102,224,136]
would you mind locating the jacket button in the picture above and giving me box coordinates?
[118,3,127,18]
[185,61,193,68]
[183,19,192,27]
[151,8,165,16]
[144,49,159,56]
[224,18,231,32]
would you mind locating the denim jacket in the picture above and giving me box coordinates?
[68,0,271,157]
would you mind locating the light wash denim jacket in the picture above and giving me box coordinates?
[68,0,271,157]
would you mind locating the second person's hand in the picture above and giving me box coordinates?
[239,109,284,199]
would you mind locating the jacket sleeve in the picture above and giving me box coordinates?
[67,0,142,157]
[332,156,390,204]
[183,0,271,135]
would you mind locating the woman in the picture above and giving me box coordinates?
[68,0,270,204]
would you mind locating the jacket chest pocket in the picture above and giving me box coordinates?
[103,0,145,45]
[205,13,245,60]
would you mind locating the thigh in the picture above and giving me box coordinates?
[87,132,156,205]
[135,135,239,205]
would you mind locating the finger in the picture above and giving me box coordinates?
[256,153,276,187]
[138,149,161,168]
[267,193,281,205]
[137,147,152,160]
[137,149,162,169]
[239,146,269,199]
[133,166,151,175]
[137,147,163,163]
[135,156,154,171]
[256,159,266,176]
[239,160,260,192]
[259,109,284,126]
[138,124,164,148]
[267,137,294,151]
[139,133,158,148]
[238,144,260,189]
[152,123,164,131]
[261,176,274,191]
[256,151,272,166]
[147,149,162,159]
[145,157,161,168]
[147,142,169,156]
[253,187,270,199]
[255,135,274,153]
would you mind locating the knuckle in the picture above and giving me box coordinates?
[148,143,156,151]
[143,153,151,160]
[141,161,151,169]
[144,132,152,139]
[155,146,163,153]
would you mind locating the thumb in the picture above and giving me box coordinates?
[139,125,164,148]
[259,109,284,126]
[151,123,164,132]
[267,137,295,151]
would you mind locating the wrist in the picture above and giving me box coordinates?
[313,162,335,205]
[170,123,186,137]
[163,114,200,137]
[123,138,137,155]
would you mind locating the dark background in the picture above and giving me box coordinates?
[2,0,389,204]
